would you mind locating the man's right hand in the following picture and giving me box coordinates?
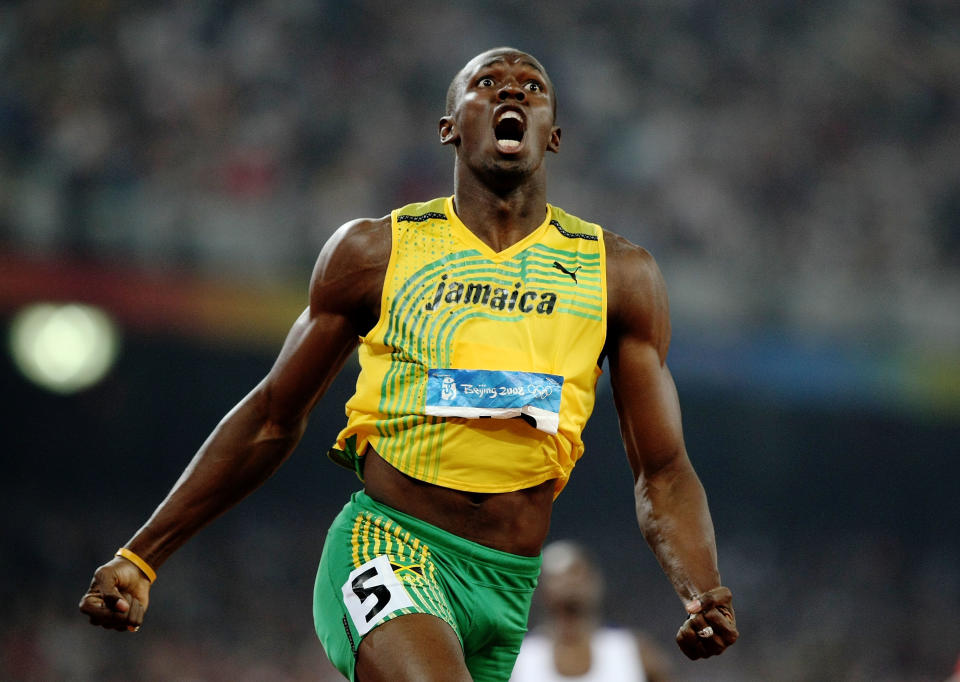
[79,556,152,632]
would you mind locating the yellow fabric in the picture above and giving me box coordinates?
[115,547,157,583]
[333,196,607,495]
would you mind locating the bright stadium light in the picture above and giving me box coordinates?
[8,302,121,394]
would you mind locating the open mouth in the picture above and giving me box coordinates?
[494,110,525,152]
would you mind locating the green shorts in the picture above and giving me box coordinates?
[314,491,541,682]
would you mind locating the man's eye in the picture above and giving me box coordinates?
[525,81,543,92]
[478,77,495,87]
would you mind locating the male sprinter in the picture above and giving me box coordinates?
[80,48,738,681]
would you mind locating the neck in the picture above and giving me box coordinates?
[452,162,549,252]
[551,623,596,677]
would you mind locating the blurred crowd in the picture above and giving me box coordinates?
[2,2,960,680]
[1,0,958,345]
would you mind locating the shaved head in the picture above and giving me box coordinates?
[540,540,603,609]
[445,47,557,120]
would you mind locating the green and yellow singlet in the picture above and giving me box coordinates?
[330,196,607,496]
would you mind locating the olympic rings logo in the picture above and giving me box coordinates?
[527,384,555,400]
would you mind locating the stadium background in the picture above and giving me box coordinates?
[1,1,958,680]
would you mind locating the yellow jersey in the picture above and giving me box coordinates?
[330,196,607,496]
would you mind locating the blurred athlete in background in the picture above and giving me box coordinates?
[511,540,672,682]
[80,47,737,681]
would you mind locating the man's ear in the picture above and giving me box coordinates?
[547,126,561,153]
[439,116,460,146]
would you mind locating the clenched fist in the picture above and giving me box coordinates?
[79,556,152,632]
[676,586,738,659]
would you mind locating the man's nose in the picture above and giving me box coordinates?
[497,84,525,102]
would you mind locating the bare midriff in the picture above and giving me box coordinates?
[362,448,556,557]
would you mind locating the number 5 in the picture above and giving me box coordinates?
[352,566,391,623]
[341,555,415,636]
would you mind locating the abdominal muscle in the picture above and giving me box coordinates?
[362,447,556,557]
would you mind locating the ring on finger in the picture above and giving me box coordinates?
[697,626,714,638]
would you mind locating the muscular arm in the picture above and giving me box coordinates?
[604,231,737,659]
[80,217,390,630]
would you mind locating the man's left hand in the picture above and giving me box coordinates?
[676,585,738,659]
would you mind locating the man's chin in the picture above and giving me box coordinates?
[483,154,537,177]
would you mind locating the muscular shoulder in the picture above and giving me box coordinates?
[603,229,671,360]
[310,215,391,334]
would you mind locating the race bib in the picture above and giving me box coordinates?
[424,369,563,434]
[341,555,415,636]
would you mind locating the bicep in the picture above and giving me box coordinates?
[605,235,686,480]
[259,217,388,428]
[260,304,359,429]
[609,333,687,481]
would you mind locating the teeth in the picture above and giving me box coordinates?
[494,110,523,150]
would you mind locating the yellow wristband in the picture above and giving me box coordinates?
[115,548,157,583]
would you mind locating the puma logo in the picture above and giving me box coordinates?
[553,261,581,283]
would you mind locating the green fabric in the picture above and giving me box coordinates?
[327,433,365,481]
[314,491,541,681]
